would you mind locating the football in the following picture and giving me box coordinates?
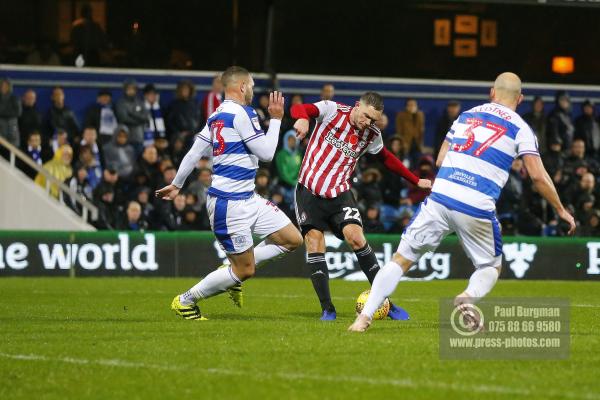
[355,289,390,320]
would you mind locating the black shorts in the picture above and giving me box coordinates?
[294,184,362,239]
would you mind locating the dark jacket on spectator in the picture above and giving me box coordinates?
[103,125,136,179]
[574,112,600,157]
[85,100,118,142]
[0,78,22,146]
[45,104,80,142]
[523,110,547,153]
[546,92,575,151]
[115,88,148,145]
[18,104,42,144]
[166,98,200,137]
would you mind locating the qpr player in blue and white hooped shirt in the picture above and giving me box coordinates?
[349,72,576,332]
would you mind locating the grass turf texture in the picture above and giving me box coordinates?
[0,278,599,400]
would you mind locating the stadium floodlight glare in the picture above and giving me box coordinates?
[552,56,575,74]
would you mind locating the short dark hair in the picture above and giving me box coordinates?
[221,66,250,88]
[360,91,384,111]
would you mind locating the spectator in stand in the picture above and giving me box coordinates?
[434,100,461,158]
[0,78,22,147]
[84,89,117,146]
[255,168,272,198]
[395,98,425,165]
[565,172,599,218]
[45,86,80,142]
[375,113,390,136]
[143,83,167,151]
[522,96,547,153]
[49,128,69,156]
[18,89,42,145]
[579,209,600,237]
[115,79,148,155]
[166,80,199,143]
[77,144,102,189]
[93,168,125,207]
[34,144,73,198]
[20,131,44,179]
[575,100,600,158]
[25,41,61,66]
[187,167,211,212]
[92,183,119,230]
[179,206,205,231]
[275,130,302,203]
[563,139,599,178]
[65,164,93,214]
[103,125,136,181]
[77,126,103,169]
[158,165,177,190]
[117,201,148,231]
[407,154,434,207]
[497,158,526,222]
[132,145,161,190]
[201,74,223,122]
[380,136,410,230]
[159,192,187,230]
[542,137,565,188]
[255,93,271,130]
[547,90,575,152]
[363,203,385,234]
[320,83,335,101]
[169,136,187,167]
[70,3,107,67]
[135,186,156,228]
[356,168,383,210]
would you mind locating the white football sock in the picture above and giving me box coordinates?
[180,266,241,305]
[254,240,289,268]
[464,266,499,299]
[361,260,404,318]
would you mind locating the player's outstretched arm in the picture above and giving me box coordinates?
[522,154,576,235]
[155,132,211,200]
[290,103,320,139]
[436,140,450,168]
[376,147,431,189]
[243,91,284,162]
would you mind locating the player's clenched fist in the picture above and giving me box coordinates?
[294,119,309,139]
[268,91,285,120]
[155,184,180,201]
[417,179,432,190]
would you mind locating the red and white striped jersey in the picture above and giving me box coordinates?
[298,101,384,198]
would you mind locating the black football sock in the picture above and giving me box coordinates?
[307,252,335,312]
[355,244,380,285]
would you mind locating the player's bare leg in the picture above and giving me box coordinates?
[256,223,303,267]
[304,229,336,320]
[348,252,413,332]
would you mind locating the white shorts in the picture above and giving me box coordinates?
[206,193,292,254]
[398,197,502,269]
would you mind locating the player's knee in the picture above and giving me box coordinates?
[304,230,324,252]
[344,230,366,250]
[288,230,304,250]
[235,263,256,280]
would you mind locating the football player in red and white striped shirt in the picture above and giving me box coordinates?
[291,91,432,320]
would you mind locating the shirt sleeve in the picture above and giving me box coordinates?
[313,100,338,122]
[445,119,459,143]
[235,107,265,143]
[516,124,540,157]
[366,133,384,154]
[172,126,211,188]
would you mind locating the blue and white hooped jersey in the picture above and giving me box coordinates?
[431,102,539,217]
[197,99,265,200]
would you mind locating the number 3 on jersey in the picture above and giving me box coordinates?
[452,117,507,157]
[343,207,361,221]
[211,120,226,156]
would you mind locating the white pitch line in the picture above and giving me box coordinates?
[0,352,598,400]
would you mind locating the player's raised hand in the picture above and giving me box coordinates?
[557,208,577,235]
[294,119,309,139]
[268,91,285,120]
[155,184,180,201]
[417,179,432,190]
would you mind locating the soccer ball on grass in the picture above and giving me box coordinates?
[355,289,390,320]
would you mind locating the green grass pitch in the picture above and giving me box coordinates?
[0,278,599,400]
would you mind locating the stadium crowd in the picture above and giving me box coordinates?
[1,76,599,237]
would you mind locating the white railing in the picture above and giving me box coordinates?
[0,136,98,223]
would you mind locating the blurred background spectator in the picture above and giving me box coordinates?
[115,79,148,155]
[0,78,22,147]
[85,89,118,146]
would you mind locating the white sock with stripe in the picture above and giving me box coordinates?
[180,266,241,305]
[361,260,404,318]
[254,240,289,268]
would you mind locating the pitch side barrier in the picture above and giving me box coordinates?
[3,65,600,146]
[0,231,598,280]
